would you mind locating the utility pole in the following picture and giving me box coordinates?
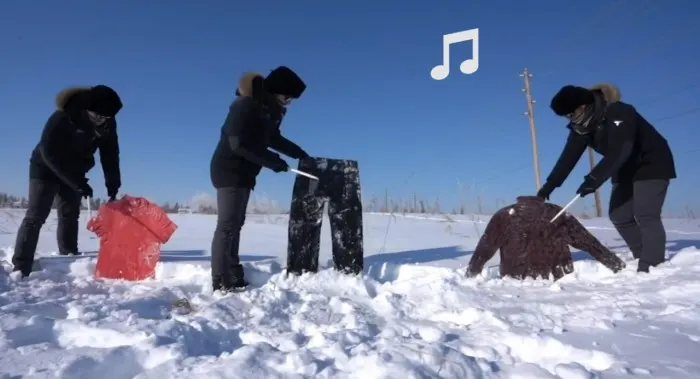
[520,68,542,190]
[587,147,604,217]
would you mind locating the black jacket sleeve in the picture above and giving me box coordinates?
[99,120,121,193]
[587,103,637,186]
[544,130,588,187]
[37,112,81,190]
[269,131,308,159]
[224,98,281,169]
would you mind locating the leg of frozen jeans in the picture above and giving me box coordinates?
[287,176,325,276]
[327,167,364,275]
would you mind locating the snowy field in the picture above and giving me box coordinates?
[1,208,700,379]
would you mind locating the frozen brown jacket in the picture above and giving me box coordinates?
[466,196,625,280]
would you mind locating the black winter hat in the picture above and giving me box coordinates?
[264,66,306,98]
[550,85,595,116]
[87,85,122,117]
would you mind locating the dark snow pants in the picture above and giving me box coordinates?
[287,158,364,276]
[13,179,82,275]
[210,187,251,288]
[609,179,670,272]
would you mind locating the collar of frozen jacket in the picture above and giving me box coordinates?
[514,195,544,204]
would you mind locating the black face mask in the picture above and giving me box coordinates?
[567,92,606,135]
[568,106,595,135]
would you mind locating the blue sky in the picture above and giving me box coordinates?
[1,0,698,216]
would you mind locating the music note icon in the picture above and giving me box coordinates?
[430,28,480,81]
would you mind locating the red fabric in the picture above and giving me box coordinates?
[87,195,178,281]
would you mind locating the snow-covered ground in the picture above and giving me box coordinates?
[1,208,700,379]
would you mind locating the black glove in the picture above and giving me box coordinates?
[575,175,598,197]
[536,182,556,200]
[77,181,93,199]
[297,150,310,159]
[270,157,289,173]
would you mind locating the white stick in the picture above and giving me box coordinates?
[86,197,92,220]
[550,194,581,223]
[290,168,319,180]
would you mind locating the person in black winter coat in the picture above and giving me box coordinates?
[537,83,676,273]
[209,66,310,292]
[12,85,123,277]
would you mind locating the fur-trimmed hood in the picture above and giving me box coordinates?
[237,72,264,97]
[235,67,306,99]
[55,86,90,111]
[591,83,621,103]
[54,85,122,118]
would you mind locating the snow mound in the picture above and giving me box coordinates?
[0,210,699,377]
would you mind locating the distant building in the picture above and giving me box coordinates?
[177,207,193,214]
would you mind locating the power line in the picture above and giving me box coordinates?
[473,163,533,186]
[537,2,698,91]
[489,81,700,147]
[479,142,700,188]
[681,147,700,155]
[653,106,700,123]
[555,0,629,44]
[537,0,658,78]
[471,69,700,190]
[470,138,699,194]
[474,103,700,187]
[636,83,700,108]
[536,0,631,77]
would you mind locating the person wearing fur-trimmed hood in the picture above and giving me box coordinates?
[536,83,676,273]
[209,66,310,293]
[12,85,123,277]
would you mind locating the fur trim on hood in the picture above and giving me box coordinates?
[237,72,264,97]
[591,83,621,103]
[55,86,90,111]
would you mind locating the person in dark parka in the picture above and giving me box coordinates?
[12,85,123,277]
[209,66,310,292]
[537,83,676,273]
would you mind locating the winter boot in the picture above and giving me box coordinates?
[229,263,249,290]
[637,260,660,273]
[12,266,30,279]
[212,264,248,293]
[12,260,42,278]
[212,279,248,293]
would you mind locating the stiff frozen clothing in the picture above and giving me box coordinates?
[467,196,625,280]
[287,158,364,276]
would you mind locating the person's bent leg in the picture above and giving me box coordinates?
[55,182,82,255]
[210,187,251,291]
[608,182,642,259]
[633,179,670,272]
[12,179,59,276]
